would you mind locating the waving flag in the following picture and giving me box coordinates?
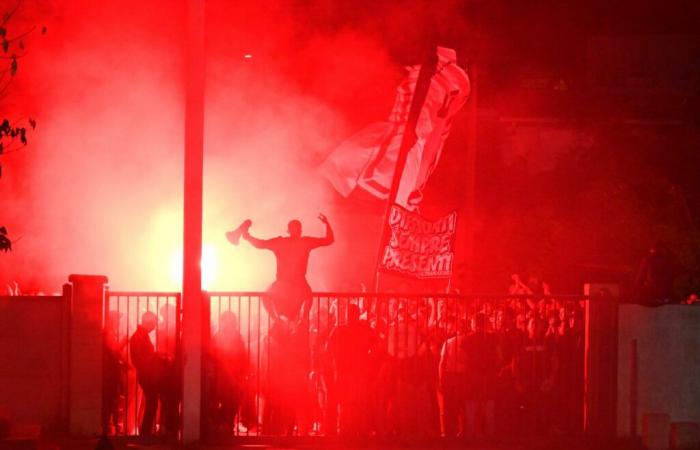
[320,47,470,210]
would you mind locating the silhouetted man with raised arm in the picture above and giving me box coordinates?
[227,214,334,434]
[236,214,334,328]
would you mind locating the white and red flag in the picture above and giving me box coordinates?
[320,47,470,210]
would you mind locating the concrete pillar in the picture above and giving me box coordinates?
[584,283,619,438]
[643,413,670,450]
[67,274,108,436]
[59,283,72,432]
[670,422,700,450]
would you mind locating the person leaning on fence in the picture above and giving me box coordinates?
[129,311,177,437]
[463,313,499,439]
[326,303,376,437]
[438,319,468,437]
[129,311,161,437]
[210,310,248,434]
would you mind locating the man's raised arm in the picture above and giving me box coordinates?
[314,213,334,247]
[226,219,273,249]
[243,227,273,249]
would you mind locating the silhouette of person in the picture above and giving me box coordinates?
[234,214,333,435]
[326,304,375,436]
[130,311,178,437]
[634,242,676,305]
[154,302,180,435]
[102,310,126,434]
[129,311,160,437]
[240,214,334,327]
[211,310,247,433]
[156,303,177,356]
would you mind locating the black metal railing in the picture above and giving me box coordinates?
[202,292,588,440]
[100,290,590,440]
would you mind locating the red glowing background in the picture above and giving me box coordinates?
[0,0,470,292]
[3,0,699,296]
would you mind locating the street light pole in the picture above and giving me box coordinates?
[182,0,205,444]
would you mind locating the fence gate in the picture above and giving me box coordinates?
[101,291,182,437]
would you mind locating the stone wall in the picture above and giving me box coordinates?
[0,294,68,434]
[617,304,700,437]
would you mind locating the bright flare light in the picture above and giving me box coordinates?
[169,243,219,290]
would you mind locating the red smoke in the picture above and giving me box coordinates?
[1,0,471,293]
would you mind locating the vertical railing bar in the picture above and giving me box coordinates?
[254,294,259,437]
[266,293,271,436]
[135,295,140,436]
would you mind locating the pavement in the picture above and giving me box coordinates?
[0,435,645,450]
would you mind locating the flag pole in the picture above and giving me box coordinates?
[372,45,438,292]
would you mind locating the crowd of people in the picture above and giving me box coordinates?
[204,278,586,439]
[103,268,700,439]
[102,211,587,440]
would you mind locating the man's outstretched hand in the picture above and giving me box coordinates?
[226,219,253,245]
[318,213,329,225]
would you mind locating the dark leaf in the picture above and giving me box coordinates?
[2,39,8,53]
[10,56,16,76]
[0,226,6,235]
[0,233,11,252]
[20,128,26,145]
[0,142,3,154]
[28,118,36,129]
[0,28,5,37]
[41,26,47,35]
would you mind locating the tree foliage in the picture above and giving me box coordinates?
[0,0,44,252]
[0,226,10,251]
[475,121,700,298]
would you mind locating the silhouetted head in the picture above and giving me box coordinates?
[141,311,157,332]
[287,219,302,238]
[159,303,176,322]
[527,316,545,340]
[220,310,239,333]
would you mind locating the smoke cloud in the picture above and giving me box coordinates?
[0,0,471,293]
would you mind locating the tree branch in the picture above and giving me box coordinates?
[7,24,35,43]
[1,0,23,27]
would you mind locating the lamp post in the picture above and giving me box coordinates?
[182,0,205,443]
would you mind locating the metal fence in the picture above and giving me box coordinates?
[102,291,181,437]
[203,292,588,439]
[100,291,588,439]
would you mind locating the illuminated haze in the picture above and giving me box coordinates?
[0,0,468,292]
